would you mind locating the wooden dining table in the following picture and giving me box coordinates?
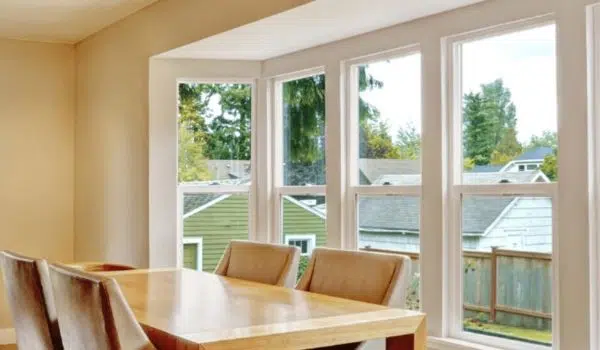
[101,268,426,350]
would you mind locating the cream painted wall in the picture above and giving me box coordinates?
[74,0,311,267]
[0,38,75,328]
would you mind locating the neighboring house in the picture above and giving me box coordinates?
[182,155,553,270]
[499,147,554,173]
[183,194,326,271]
[359,170,552,253]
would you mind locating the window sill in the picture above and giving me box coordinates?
[427,337,502,350]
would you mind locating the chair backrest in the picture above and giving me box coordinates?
[49,264,155,350]
[296,247,411,307]
[214,240,300,287]
[0,250,62,349]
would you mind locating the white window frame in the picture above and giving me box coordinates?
[176,78,257,268]
[271,68,328,244]
[445,16,559,350]
[285,234,317,255]
[182,237,203,271]
[344,46,423,251]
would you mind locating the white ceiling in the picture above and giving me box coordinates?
[0,0,158,43]
[159,0,484,60]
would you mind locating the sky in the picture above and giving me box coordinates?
[360,24,557,144]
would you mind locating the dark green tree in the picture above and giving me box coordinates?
[463,93,497,165]
[525,131,557,150]
[463,79,518,165]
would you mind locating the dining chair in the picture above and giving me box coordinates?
[214,240,301,287]
[296,247,411,350]
[49,263,156,350]
[66,262,136,272]
[0,251,63,350]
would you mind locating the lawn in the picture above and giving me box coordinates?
[464,319,552,345]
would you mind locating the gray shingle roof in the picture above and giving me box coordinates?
[376,171,541,185]
[515,147,554,161]
[358,195,513,234]
[359,159,420,184]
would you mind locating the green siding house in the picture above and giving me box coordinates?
[183,195,326,271]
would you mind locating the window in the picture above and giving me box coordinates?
[285,234,317,255]
[182,237,203,271]
[347,49,423,309]
[449,22,557,348]
[178,82,253,271]
[281,73,326,186]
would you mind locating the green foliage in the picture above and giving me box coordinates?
[395,122,421,160]
[540,152,557,181]
[490,128,522,165]
[297,255,310,281]
[463,92,497,165]
[463,157,475,171]
[360,121,401,159]
[178,123,211,182]
[204,84,252,160]
[525,131,557,150]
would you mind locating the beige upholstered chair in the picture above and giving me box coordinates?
[67,262,136,272]
[296,247,411,350]
[0,251,63,350]
[215,240,301,288]
[49,263,156,350]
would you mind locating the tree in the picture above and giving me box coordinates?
[525,131,557,150]
[361,122,401,159]
[395,123,421,160]
[463,93,497,165]
[178,123,211,182]
[540,151,557,181]
[490,128,522,165]
[463,79,518,165]
[204,84,252,160]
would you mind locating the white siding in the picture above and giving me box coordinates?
[476,197,552,253]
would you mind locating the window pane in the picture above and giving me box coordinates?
[357,54,422,185]
[178,83,252,184]
[282,74,326,186]
[462,195,552,346]
[461,25,557,184]
[358,195,421,310]
[182,193,249,272]
[282,195,326,279]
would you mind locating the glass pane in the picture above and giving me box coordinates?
[358,195,421,310]
[182,193,249,272]
[282,74,326,186]
[282,195,326,279]
[357,54,422,185]
[462,195,552,346]
[178,83,252,184]
[461,25,557,184]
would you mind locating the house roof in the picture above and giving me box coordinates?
[358,195,513,234]
[375,170,542,185]
[470,165,503,173]
[359,159,420,184]
[514,147,554,161]
[183,170,545,235]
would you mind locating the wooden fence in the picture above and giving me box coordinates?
[362,247,552,330]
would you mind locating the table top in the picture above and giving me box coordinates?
[104,268,426,349]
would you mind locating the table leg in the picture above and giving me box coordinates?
[386,317,426,350]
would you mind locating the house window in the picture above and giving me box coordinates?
[182,237,203,271]
[449,22,557,348]
[285,234,316,255]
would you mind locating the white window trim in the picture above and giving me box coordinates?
[182,237,203,271]
[445,15,559,350]
[285,234,317,256]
